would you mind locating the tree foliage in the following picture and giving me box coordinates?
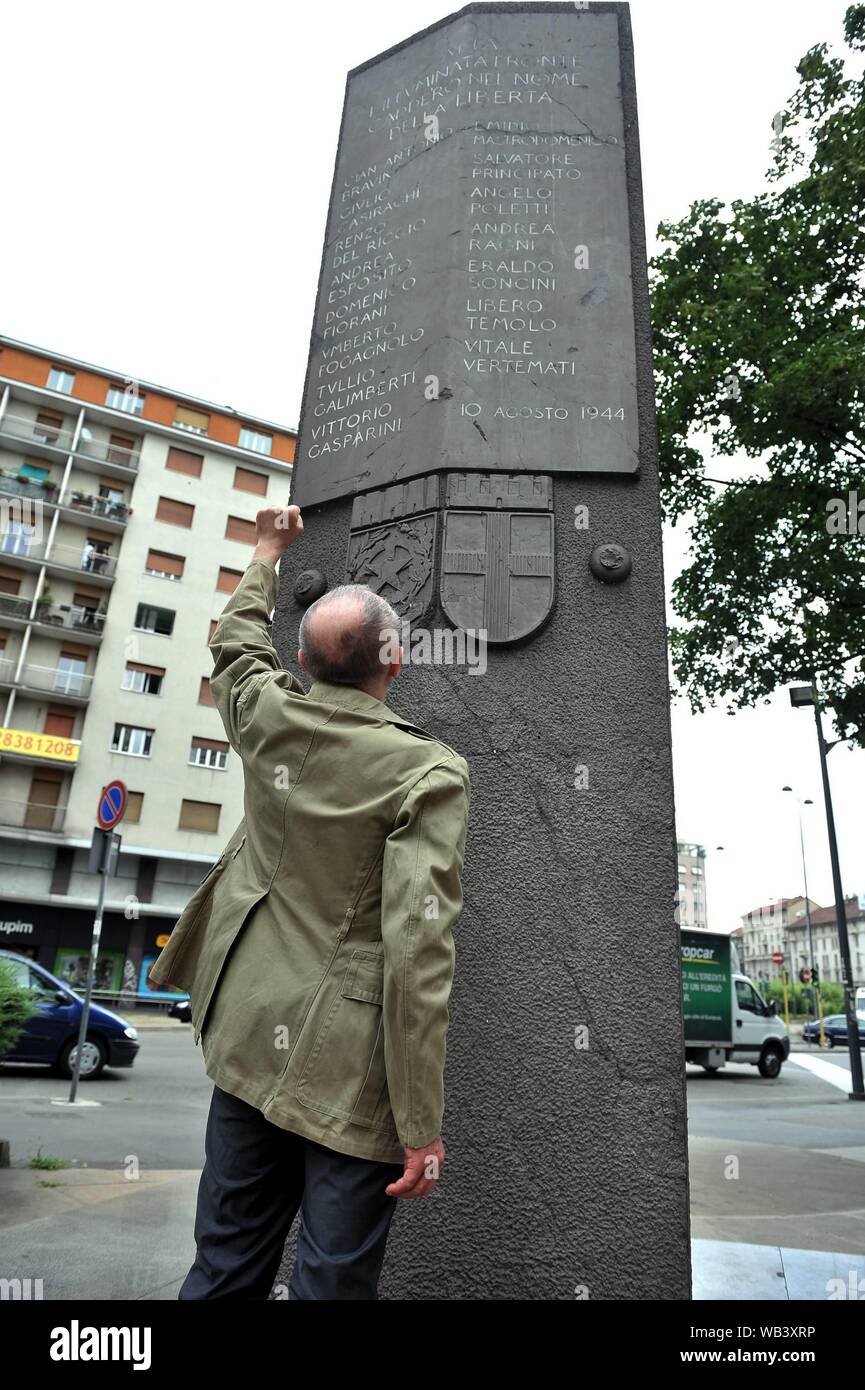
[650,5,865,743]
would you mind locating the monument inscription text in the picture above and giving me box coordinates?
[293,8,639,508]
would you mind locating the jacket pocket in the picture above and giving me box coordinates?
[296,949,393,1131]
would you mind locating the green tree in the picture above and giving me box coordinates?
[650,5,865,744]
[0,958,39,1061]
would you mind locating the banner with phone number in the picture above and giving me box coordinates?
[0,727,80,762]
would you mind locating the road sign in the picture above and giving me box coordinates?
[772,951,784,965]
[800,967,812,984]
[97,780,127,830]
[87,828,121,877]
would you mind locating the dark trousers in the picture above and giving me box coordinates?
[179,1084,404,1300]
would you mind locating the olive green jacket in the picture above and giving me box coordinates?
[148,559,470,1163]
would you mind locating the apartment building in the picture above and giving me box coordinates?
[787,896,865,988]
[0,336,294,999]
[739,896,821,982]
[676,841,708,930]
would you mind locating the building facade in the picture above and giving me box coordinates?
[676,841,708,930]
[0,336,294,999]
[786,896,865,989]
[737,895,850,985]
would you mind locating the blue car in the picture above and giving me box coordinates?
[802,1014,865,1048]
[0,950,139,1080]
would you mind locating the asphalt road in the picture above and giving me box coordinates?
[686,1050,865,1256]
[0,1024,210,1170]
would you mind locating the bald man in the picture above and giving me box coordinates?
[148,505,471,1301]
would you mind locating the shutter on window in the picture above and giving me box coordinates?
[225,515,257,545]
[146,549,185,577]
[179,799,220,832]
[166,447,204,477]
[155,497,195,527]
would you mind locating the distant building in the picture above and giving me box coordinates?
[789,896,865,988]
[676,842,708,930]
[0,336,295,998]
[740,896,820,983]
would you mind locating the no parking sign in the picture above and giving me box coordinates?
[97,780,127,830]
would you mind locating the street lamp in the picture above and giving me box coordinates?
[781,787,819,1039]
[788,685,864,1099]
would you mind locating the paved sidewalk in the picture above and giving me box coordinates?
[0,1167,196,1300]
[1,1164,862,1300]
[692,1239,865,1300]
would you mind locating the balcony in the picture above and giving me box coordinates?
[0,534,117,582]
[0,592,106,642]
[0,473,130,531]
[77,433,141,474]
[0,411,141,476]
[0,797,67,833]
[62,491,131,527]
[0,657,93,704]
[0,410,75,458]
[0,471,59,505]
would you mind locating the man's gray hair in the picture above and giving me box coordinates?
[298,584,401,686]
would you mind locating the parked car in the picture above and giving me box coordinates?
[802,1014,865,1048]
[0,950,139,1079]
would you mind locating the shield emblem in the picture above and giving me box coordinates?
[440,474,554,644]
[346,518,437,626]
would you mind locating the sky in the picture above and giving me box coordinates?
[1,0,860,931]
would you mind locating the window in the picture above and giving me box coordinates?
[111,723,154,757]
[216,566,242,594]
[225,515,257,545]
[233,465,268,496]
[81,538,112,575]
[155,497,194,528]
[1,521,35,557]
[208,619,218,642]
[124,791,144,824]
[0,568,22,596]
[189,736,229,770]
[107,433,136,466]
[239,427,272,455]
[735,979,763,1016]
[134,603,175,636]
[54,654,87,695]
[48,367,75,393]
[179,799,221,833]
[145,549,185,580]
[98,482,125,506]
[44,707,75,738]
[198,676,216,706]
[34,410,64,443]
[106,384,144,415]
[166,446,204,478]
[174,405,209,435]
[19,461,50,482]
[122,662,165,695]
[72,587,101,614]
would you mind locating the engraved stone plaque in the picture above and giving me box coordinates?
[292,5,641,508]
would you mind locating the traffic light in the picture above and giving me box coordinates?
[811,964,820,985]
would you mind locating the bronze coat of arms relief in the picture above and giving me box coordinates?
[345,471,555,645]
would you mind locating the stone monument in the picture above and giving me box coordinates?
[274,1,691,1299]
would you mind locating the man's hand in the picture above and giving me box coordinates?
[252,505,303,567]
[385,1138,445,1200]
